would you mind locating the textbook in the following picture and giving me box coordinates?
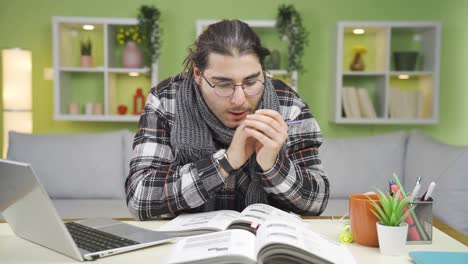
[166,219,355,264]
[158,203,304,236]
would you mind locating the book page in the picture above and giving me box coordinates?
[158,210,240,235]
[256,219,356,264]
[166,229,257,264]
[230,204,303,230]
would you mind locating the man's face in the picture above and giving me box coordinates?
[194,53,264,129]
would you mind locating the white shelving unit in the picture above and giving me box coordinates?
[332,21,441,124]
[52,16,158,122]
[196,19,298,91]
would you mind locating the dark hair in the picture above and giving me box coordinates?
[183,19,270,74]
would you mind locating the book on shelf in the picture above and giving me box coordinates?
[166,219,356,264]
[356,88,377,118]
[389,86,427,119]
[158,203,303,236]
[341,86,361,118]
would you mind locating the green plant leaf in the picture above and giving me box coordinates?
[367,197,389,224]
[368,186,414,226]
[369,208,384,223]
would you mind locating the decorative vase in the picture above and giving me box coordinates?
[68,102,80,115]
[92,102,104,115]
[376,222,408,255]
[122,41,142,68]
[133,88,145,115]
[350,52,365,71]
[80,55,93,67]
[393,51,419,71]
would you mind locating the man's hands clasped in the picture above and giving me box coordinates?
[226,109,288,172]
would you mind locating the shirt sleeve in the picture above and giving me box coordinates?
[125,87,226,220]
[258,102,330,216]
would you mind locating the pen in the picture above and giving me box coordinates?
[393,173,427,241]
[408,177,422,202]
[423,182,436,201]
[286,120,303,125]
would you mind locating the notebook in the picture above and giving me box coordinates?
[0,159,173,261]
[409,251,468,264]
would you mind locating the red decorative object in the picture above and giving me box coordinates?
[117,104,128,115]
[133,88,145,115]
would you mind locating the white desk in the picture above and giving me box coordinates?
[0,219,466,263]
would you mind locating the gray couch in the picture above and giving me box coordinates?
[4,130,134,219]
[320,130,468,235]
[2,130,467,235]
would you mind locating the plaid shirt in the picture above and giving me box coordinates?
[125,75,329,220]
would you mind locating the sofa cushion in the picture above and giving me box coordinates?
[320,131,407,198]
[7,131,127,199]
[52,199,132,219]
[405,130,468,235]
[123,130,136,182]
[321,199,349,216]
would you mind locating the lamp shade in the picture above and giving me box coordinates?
[2,48,32,157]
[2,49,32,110]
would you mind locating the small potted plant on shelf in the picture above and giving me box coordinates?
[80,39,93,67]
[116,25,143,68]
[367,188,412,256]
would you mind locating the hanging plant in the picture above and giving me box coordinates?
[137,5,161,71]
[276,4,308,73]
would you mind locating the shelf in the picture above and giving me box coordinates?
[60,66,105,72]
[107,72,151,116]
[333,21,441,124]
[389,71,433,76]
[343,71,386,76]
[334,117,437,125]
[53,16,158,122]
[55,114,139,122]
[107,67,150,73]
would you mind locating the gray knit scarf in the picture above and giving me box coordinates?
[170,73,280,209]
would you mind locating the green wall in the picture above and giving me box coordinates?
[1,0,468,153]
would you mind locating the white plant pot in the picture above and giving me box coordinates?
[376,222,408,255]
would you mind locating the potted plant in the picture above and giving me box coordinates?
[80,39,93,67]
[368,189,412,255]
[275,4,308,73]
[137,5,161,74]
[116,26,143,68]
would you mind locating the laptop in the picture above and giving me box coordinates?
[0,159,173,261]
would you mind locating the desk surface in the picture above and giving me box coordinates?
[0,218,466,263]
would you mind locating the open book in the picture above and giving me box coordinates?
[158,203,303,236]
[166,219,355,264]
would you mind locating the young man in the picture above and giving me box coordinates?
[126,20,329,220]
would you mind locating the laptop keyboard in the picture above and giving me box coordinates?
[65,222,140,253]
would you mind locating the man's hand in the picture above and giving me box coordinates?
[243,109,288,171]
[226,122,256,170]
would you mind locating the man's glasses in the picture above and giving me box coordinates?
[201,73,265,97]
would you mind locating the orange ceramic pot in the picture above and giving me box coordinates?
[349,193,380,247]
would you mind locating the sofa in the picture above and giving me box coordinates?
[320,130,468,236]
[3,130,134,219]
[2,130,467,235]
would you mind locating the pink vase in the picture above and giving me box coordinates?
[122,41,142,68]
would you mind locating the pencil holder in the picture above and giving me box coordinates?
[406,201,433,244]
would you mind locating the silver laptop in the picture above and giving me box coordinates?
[0,159,173,261]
